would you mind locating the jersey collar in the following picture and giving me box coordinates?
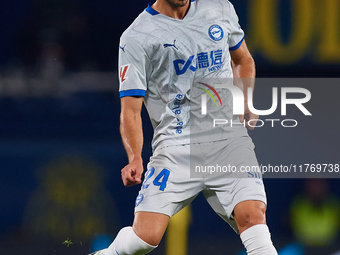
[146,4,159,15]
[145,0,195,16]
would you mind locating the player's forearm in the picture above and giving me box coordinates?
[120,109,144,163]
[232,56,256,103]
[232,55,255,79]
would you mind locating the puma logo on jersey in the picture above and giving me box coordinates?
[120,64,130,83]
[119,44,126,52]
[163,40,178,50]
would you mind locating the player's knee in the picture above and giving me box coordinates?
[234,200,266,233]
[133,227,163,246]
[114,226,157,255]
[132,212,169,246]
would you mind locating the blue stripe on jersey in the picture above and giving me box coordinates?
[145,4,159,15]
[120,89,146,98]
[229,36,245,51]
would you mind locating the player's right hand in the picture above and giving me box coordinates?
[239,105,259,130]
[121,158,144,187]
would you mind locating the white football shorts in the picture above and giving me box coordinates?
[134,136,267,234]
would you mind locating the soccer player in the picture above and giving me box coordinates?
[90,0,277,254]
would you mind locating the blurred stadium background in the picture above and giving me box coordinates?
[0,0,340,254]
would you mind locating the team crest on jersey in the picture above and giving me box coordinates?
[209,25,224,41]
[120,64,130,83]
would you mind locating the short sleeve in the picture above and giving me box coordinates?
[228,2,245,51]
[118,36,152,97]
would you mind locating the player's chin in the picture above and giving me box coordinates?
[168,0,189,8]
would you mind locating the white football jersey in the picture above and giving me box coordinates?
[119,0,248,150]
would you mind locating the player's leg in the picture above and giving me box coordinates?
[132,211,169,246]
[233,200,277,255]
[100,212,169,255]
[90,144,200,255]
[204,183,277,255]
[233,200,266,233]
[202,136,277,255]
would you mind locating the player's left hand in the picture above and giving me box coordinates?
[239,106,259,130]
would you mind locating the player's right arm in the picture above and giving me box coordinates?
[120,96,144,187]
[118,33,151,186]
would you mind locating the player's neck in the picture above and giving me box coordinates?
[152,0,191,20]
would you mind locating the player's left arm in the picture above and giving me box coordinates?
[230,40,258,130]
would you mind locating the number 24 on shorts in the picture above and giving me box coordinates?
[142,167,170,191]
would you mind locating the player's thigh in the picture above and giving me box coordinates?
[203,136,267,233]
[133,211,170,246]
[133,145,202,243]
[134,145,201,216]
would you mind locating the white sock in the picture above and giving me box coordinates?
[240,224,278,255]
[104,226,157,255]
